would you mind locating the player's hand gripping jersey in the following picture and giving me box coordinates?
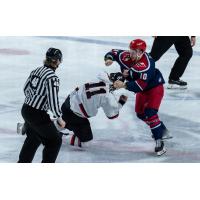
[105,49,165,93]
[69,72,126,119]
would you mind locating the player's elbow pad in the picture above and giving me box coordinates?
[118,95,128,106]
[104,54,113,61]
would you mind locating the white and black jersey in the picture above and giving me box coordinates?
[23,65,62,118]
[69,74,123,119]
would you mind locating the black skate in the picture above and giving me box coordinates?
[167,79,187,89]
[155,139,166,156]
[17,123,27,135]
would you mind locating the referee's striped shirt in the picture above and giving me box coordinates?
[23,65,62,118]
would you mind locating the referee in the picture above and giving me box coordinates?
[18,48,66,163]
[150,36,196,89]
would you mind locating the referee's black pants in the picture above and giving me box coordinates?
[150,36,193,81]
[18,104,62,163]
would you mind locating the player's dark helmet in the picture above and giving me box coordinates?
[109,72,125,83]
[46,48,63,62]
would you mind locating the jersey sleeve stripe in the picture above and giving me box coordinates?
[107,113,119,119]
[135,79,147,90]
[79,103,90,118]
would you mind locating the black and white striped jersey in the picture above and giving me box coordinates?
[23,65,62,118]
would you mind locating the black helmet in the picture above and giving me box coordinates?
[109,72,125,83]
[46,48,62,62]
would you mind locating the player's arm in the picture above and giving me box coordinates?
[104,49,121,66]
[102,93,128,119]
[23,71,33,92]
[114,79,147,93]
[116,67,150,92]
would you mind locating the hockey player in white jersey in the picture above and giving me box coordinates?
[61,72,128,147]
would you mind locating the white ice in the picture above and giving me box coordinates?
[0,36,200,162]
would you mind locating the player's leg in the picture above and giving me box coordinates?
[61,95,93,146]
[135,92,147,121]
[67,114,93,148]
[61,96,75,131]
[143,85,167,155]
[144,85,167,139]
[73,118,93,143]
[144,108,163,140]
[144,108,167,156]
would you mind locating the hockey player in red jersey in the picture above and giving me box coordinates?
[60,72,128,147]
[105,39,171,156]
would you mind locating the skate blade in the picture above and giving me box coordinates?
[17,122,24,134]
[69,144,84,151]
[151,135,173,140]
[162,135,173,140]
[156,148,167,156]
[167,84,187,90]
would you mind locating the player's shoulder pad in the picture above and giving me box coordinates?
[120,50,131,60]
[131,53,151,73]
[111,49,124,55]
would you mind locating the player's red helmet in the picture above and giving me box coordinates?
[129,39,147,52]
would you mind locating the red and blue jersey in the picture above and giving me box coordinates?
[104,49,165,93]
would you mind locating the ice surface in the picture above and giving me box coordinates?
[0,36,200,162]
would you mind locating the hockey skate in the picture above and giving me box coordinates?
[167,79,187,89]
[155,139,166,156]
[17,122,26,135]
[70,134,82,148]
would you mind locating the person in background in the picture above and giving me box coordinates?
[150,36,196,89]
